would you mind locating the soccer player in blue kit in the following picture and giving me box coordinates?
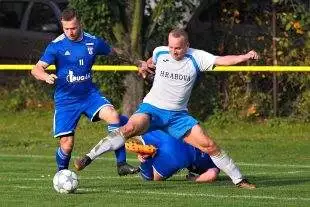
[75,28,259,189]
[31,8,138,176]
[136,129,219,182]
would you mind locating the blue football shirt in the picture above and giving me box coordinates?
[40,32,112,105]
[141,130,217,178]
[142,130,196,169]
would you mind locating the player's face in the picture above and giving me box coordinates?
[62,17,82,41]
[168,34,189,61]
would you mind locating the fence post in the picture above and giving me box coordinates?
[272,4,278,117]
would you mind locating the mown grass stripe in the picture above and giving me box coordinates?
[1,169,309,181]
[1,154,310,168]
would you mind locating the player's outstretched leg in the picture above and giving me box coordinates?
[210,150,256,189]
[74,154,139,175]
[74,130,127,171]
[185,125,256,189]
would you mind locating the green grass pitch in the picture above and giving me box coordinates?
[0,110,309,206]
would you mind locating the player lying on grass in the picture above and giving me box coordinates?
[75,115,219,182]
[127,129,220,182]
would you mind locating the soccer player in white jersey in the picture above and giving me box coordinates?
[75,28,259,189]
[31,8,139,176]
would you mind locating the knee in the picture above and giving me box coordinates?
[199,139,218,155]
[195,168,219,183]
[108,109,119,121]
[153,172,163,181]
[59,136,74,154]
[121,121,135,135]
[99,106,119,123]
[206,141,218,154]
[207,168,220,182]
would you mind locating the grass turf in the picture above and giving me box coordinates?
[0,110,309,206]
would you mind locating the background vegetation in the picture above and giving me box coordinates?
[0,0,309,122]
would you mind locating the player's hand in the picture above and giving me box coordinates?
[137,153,151,163]
[45,74,57,84]
[137,59,155,79]
[245,50,259,60]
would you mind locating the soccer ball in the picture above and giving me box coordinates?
[53,169,79,194]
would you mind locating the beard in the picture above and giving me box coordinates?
[67,29,82,41]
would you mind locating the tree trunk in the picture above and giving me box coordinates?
[121,0,144,116]
[122,72,144,116]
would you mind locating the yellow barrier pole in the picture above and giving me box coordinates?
[0,65,137,71]
[214,66,310,72]
[0,65,309,71]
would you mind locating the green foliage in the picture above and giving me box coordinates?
[5,92,25,112]
[274,1,310,66]
[190,0,309,121]
[188,73,220,120]
[92,71,126,107]
[0,78,53,112]
[69,0,127,106]
[144,0,199,55]
[292,89,310,122]
[69,0,115,42]
[204,109,240,127]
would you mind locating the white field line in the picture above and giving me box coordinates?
[1,169,309,182]
[1,185,310,202]
[0,175,140,181]
[1,153,310,169]
[247,170,310,176]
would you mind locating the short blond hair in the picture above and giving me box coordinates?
[169,28,189,43]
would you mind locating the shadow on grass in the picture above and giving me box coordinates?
[250,175,310,188]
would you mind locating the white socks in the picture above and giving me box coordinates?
[86,130,125,160]
[210,150,243,184]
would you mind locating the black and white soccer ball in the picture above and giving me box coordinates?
[53,169,79,194]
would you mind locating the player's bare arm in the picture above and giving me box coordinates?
[214,50,259,66]
[109,47,122,57]
[31,61,57,84]
[109,47,135,63]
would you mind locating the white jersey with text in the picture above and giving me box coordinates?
[143,46,217,111]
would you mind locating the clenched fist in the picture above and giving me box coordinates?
[45,74,58,84]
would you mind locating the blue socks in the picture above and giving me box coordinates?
[55,147,71,171]
[108,123,126,163]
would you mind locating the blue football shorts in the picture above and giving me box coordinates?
[140,149,218,180]
[139,152,186,180]
[135,103,198,139]
[139,131,194,180]
[53,91,113,137]
[189,149,218,174]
